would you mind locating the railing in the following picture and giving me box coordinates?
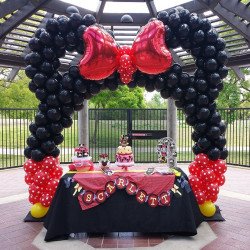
[0,108,249,168]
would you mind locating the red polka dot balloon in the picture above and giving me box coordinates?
[213,160,227,175]
[23,159,40,174]
[200,168,216,183]
[195,153,210,168]
[189,175,203,191]
[33,170,50,187]
[24,173,34,185]
[46,179,59,194]
[216,174,225,186]
[40,193,53,207]
[188,161,201,175]
[194,190,206,205]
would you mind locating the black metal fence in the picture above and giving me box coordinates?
[0,108,249,168]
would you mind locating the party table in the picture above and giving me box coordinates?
[44,166,204,241]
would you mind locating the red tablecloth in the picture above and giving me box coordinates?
[73,166,175,210]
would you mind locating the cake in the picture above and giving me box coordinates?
[115,135,134,170]
[68,144,94,172]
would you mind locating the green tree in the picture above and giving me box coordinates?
[145,92,166,109]
[0,70,38,109]
[90,85,146,109]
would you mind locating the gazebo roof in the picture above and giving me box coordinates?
[0,0,249,80]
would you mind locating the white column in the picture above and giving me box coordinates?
[78,100,89,147]
[167,98,177,143]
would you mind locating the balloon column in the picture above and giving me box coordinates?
[24,6,228,217]
[23,157,62,218]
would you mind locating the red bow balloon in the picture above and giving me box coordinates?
[79,20,173,84]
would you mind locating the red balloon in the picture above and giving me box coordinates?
[29,194,40,204]
[189,175,203,191]
[213,160,227,175]
[205,182,219,198]
[200,168,216,183]
[23,159,41,174]
[208,193,218,203]
[195,153,210,168]
[46,179,59,194]
[40,192,53,207]
[216,174,225,186]
[188,161,201,175]
[41,156,57,173]
[33,170,50,187]
[29,183,45,197]
[50,165,63,179]
[132,20,172,74]
[24,173,34,185]
[194,190,206,205]
[79,26,118,80]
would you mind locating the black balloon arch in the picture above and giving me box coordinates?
[23,6,229,217]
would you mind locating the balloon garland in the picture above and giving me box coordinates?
[24,6,228,217]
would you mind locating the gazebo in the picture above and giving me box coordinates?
[0,0,249,144]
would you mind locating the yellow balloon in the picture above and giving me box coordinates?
[199,201,216,217]
[30,203,49,218]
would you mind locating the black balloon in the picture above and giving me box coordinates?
[35,112,47,126]
[154,76,165,91]
[38,103,48,112]
[39,31,53,46]
[77,25,87,39]
[31,149,45,162]
[208,126,221,139]
[46,78,60,92]
[193,30,204,43]
[74,78,87,93]
[195,79,207,93]
[171,87,183,100]
[46,18,59,33]
[33,73,48,87]
[184,103,196,115]
[40,61,54,75]
[186,115,197,126]
[171,63,182,75]
[167,73,178,87]
[220,147,228,159]
[29,37,43,51]
[69,13,82,29]
[194,122,207,134]
[27,135,40,148]
[53,133,64,145]
[28,81,37,93]
[197,107,210,121]
[24,147,32,159]
[49,123,63,134]
[207,147,220,160]
[160,88,171,99]
[36,127,50,140]
[185,87,197,100]
[47,108,61,121]
[54,34,66,48]
[50,147,60,157]
[219,121,227,134]
[47,95,60,107]
[206,29,218,43]
[59,90,72,104]
[62,73,74,90]
[29,123,38,135]
[82,14,96,26]
[197,137,211,150]
[157,11,169,24]
[61,116,73,128]
[168,13,181,28]
[35,88,47,101]
[193,144,204,155]
[41,140,56,153]
[25,65,37,79]
[197,94,209,106]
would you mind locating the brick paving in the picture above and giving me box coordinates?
[0,164,249,249]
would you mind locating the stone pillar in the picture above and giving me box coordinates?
[78,100,89,147]
[167,98,177,144]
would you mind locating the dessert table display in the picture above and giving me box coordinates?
[44,166,203,241]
